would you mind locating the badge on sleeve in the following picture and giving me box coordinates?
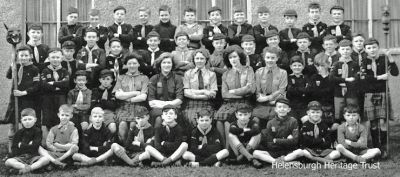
[316,80,320,86]
[81,51,86,56]
[47,74,52,79]
[367,65,372,70]
[157,82,162,87]
[331,29,336,35]
[209,31,213,37]
[291,79,295,84]
[271,127,276,132]
[338,69,342,75]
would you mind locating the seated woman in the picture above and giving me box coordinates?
[113,53,149,142]
[148,52,184,130]
[182,48,218,130]
[214,45,255,148]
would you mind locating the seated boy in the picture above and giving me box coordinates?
[61,41,86,88]
[5,108,50,174]
[67,70,92,131]
[105,38,126,78]
[111,107,153,166]
[228,104,262,167]
[300,101,340,163]
[91,69,118,134]
[265,30,290,72]
[39,104,79,168]
[336,105,381,162]
[291,32,318,77]
[145,105,188,167]
[253,98,303,165]
[137,31,163,78]
[183,109,229,167]
[72,107,114,166]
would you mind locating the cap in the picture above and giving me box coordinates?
[265,30,279,39]
[109,37,121,44]
[114,6,126,13]
[175,31,189,39]
[257,6,270,14]
[308,101,322,110]
[75,70,87,77]
[68,7,78,15]
[62,41,76,49]
[338,39,352,47]
[213,33,226,40]
[290,55,303,65]
[99,69,114,78]
[233,8,244,13]
[162,105,177,112]
[363,38,379,47]
[135,106,149,117]
[28,23,43,31]
[330,5,344,13]
[283,9,297,17]
[208,6,222,14]
[275,98,290,106]
[147,31,160,39]
[241,34,255,42]
[296,32,311,40]
[89,9,100,16]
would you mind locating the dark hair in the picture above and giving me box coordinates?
[21,108,36,118]
[159,5,171,13]
[343,104,359,114]
[352,32,365,39]
[197,108,213,119]
[330,5,344,14]
[17,45,33,55]
[139,7,151,16]
[85,27,99,37]
[28,24,43,31]
[109,37,122,47]
[236,103,252,113]
[59,104,73,114]
[184,6,196,14]
[191,48,210,65]
[155,52,175,73]
[262,47,280,59]
[48,47,63,55]
[223,45,246,68]
[125,52,146,73]
[308,2,321,11]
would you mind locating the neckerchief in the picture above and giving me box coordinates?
[197,125,212,146]
[162,121,177,134]
[136,122,152,144]
[47,64,62,81]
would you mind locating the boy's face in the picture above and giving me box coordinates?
[161,109,177,123]
[126,58,140,72]
[197,116,212,130]
[84,32,99,47]
[365,43,379,57]
[74,75,87,88]
[184,12,196,24]
[344,112,359,125]
[338,46,352,58]
[266,36,280,47]
[18,50,32,66]
[89,15,100,26]
[110,41,122,55]
[228,51,241,68]
[159,10,171,23]
[147,37,160,50]
[308,8,321,22]
[139,11,150,24]
[275,102,291,117]
[241,41,255,54]
[233,12,245,23]
[290,62,304,74]
[212,39,226,52]
[331,9,344,23]
[352,36,365,50]
[193,52,207,69]
[136,115,150,127]
[48,51,63,67]
[235,111,251,125]
[62,48,75,59]
[323,40,337,53]
[258,13,270,23]
[99,76,113,88]
[67,13,78,25]
[176,35,189,48]
[91,113,104,127]
[21,115,36,128]
[264,52,278,68]
[297,38,311,51]
[307,109,322,122]
[284,16,297,27]
[27,29,43,41]
[114,10,126,23]
[161,58,173,73]
[58,110,72,125]
[209,11,222,24]
[317,65,329,74]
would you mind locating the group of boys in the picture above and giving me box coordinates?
[4,2,398,174]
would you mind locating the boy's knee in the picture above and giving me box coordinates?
[336,144,345,151]
[111,143,121,150]
[108,123,117,133]
[220,149,229,156]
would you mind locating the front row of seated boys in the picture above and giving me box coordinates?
[5,98,381,174]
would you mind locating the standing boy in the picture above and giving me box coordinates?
[228,8,253,46]
[108,6,134,50]
[58,7,83,55]
[153,5,177,52]
[279,9,301,56]
[132,7,153,51]
[326,5,352,43]
[253,6,279,55]
[26,24,49,72]
[302,2,327,54]
[202,6,229,54]
[77,9,109,50]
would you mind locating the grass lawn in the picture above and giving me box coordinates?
[0,122,400,177]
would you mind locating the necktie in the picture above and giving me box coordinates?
[53,70,59,81]
[266,70,273,94]
[117,24,122,35]
[358,52,362,66]
[141,25,146,38]
[327,54,333,67]
[151,51,155,66]
[335,25,342,36]
[114,58,119,78]
[341,61,349,79]
[264,27,268,36]
[301,52,306,65]
[165,125,171,134]
[181,51,185,62]
[66,61,72,75]
[312,24,318,37]
[102,89,108,100]
[17,66,23,85]
[198,69,204,89]
[137,128,145,144]
[34,46,40,63]
[371,59,377,77]
[213,26,221,34]
[235,70,241,88]
[236,24,241,37]
[88,49,93,64]
[314,124,319,138]
[288,28,294,40]
[76,90,84,105]
[162,77,169,100]
[246,55,250,66]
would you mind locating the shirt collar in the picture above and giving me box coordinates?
[148,47,160,53]
[89,24,101,28]
[115,21,125,26]
[27,40,41,46]
[325,51,337,56]
[297,48,310,54]
[308,19,321,25]
[85,44,99,51]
